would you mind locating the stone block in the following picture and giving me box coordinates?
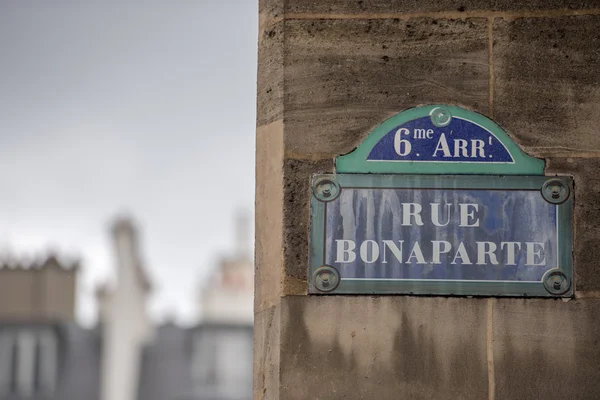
[282,158,334,290]
[260,0,283,22]
[284,0,600,14]
[492,298,600,400]
[254,304,281,400]
[493,16,600,153]
[258,21,284,126]
[546,158,600,293]
[283,18,490,158]
[279,296,489,399]
[255,121,285,313]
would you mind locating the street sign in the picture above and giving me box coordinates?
[309,105,574,297]
[310,174,573,296]
[336,105,544,175]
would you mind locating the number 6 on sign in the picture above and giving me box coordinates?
[394,128,411,156]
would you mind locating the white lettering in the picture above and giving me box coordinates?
[414,128,427,139]
[382,240,404,264]
[471,139,485,158]
[432,241,451,264]
[407,242,426,264]
[501,242,522,265]
[334,239,546,268]
[454,139,469,157]
[401,203,424,226]
[525,242,546,266]
[432,133,452,158]
[335,240,356,263]
[477,241,499,265]
[451,242,472,265]
[431,203,452,227]
[459,204,480,227]
[394,128,412,156]
[360,240,380,263]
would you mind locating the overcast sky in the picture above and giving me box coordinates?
[0,1,258,325]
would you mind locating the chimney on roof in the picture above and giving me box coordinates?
[101,215,153,400]
[112,217,139,262]
[0,251,78,321]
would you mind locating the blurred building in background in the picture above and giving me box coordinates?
[98,218,154,400]
[200,212,253,324]
[0,215,253,400]
[193,212,254,398]
[139,212,254,400]
[0,255,101,400]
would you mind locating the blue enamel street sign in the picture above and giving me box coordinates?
[309,105,574,297]
[309,174,573,297]
[367,115,513,163]
[336,105,545,175]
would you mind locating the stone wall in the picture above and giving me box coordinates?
[255,2,600,399]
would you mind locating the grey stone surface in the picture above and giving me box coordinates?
[279,296,489,400]
[493,16,600,152]
[283,18,490,158]
[547,158,600,292]
[259,0,283,21]
[283,158,333,287]
[257,21,284,126]
[274,296,600,400]
[256,121,285,311]
[493,298,600,400]
[254,305,281,400]
[284,0,600,14]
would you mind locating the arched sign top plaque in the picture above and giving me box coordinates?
[336,105,545,175]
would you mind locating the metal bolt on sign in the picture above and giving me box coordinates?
[541,178,570,204]
[542,269,570,295]
[313,266,340,292]
[312,176,341,202]
[430,107,452,127]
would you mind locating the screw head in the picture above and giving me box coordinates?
[430,107,452,127]
[541,178,570,204]
[313,266,340,292]
[542,269,570,295]
[312,176,341,202]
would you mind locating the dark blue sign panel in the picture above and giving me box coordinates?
[368,116,513,163]
[309,174,574,297]
[335,105,546,175]
[327,189,554,280]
